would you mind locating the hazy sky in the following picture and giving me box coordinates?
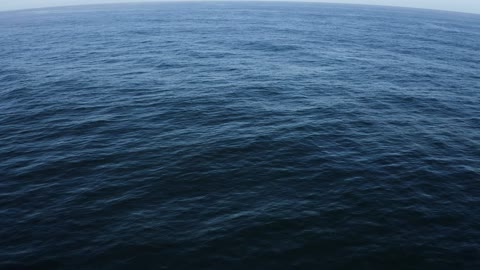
[1,0,480,14]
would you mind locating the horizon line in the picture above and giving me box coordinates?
[1,1,480,16]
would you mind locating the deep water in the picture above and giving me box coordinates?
[1,2,480,269]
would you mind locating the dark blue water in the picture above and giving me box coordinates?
[1,2,480,269]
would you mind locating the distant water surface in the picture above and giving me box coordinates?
[1,2,480,269]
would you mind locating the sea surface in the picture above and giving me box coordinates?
[1,2,480,269]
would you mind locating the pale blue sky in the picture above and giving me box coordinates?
[1,0,479,14]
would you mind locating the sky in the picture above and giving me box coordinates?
[0,0,479,14]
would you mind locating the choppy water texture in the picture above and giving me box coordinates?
[1,2,480,269]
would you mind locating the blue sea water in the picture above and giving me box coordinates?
[1,2,480,269]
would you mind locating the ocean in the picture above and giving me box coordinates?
[1,2,479,269]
